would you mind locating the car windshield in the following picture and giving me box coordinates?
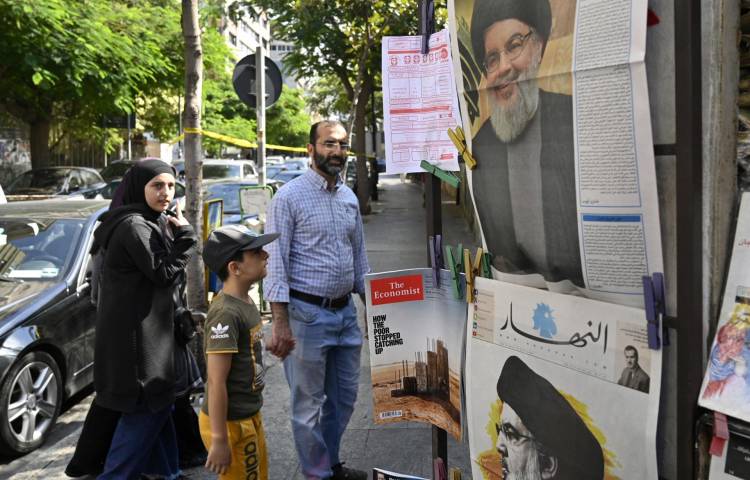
[0,218,85,281]
[267,166,285,178]
[206,184,243,213]
[100,163,132,181]
[7,170,69,194]
[203,164,241,179]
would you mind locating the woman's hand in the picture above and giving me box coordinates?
[167,202,190,228]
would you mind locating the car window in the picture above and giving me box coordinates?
[7,169,69,194]
[207,184,241,213]
[175,183,185,197]
[81,170,101,186]
[68,171,82,191]
[203,164,241,179]
[0,218,85,280]
[243,164,256,177]
[100,162,132,181]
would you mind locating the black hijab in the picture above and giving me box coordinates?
[94,159,177,250]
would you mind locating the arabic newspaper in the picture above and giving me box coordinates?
[382,29,462,174]
[365,269,467,439]
[709,432,750,480]
[373,468,428,480]
[448,0,663,308]
[699,193,750,422]
[467,277,661,479]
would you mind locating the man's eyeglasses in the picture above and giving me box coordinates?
[483,30,534,74]
[497,422,536,448]
[317,141,350,151]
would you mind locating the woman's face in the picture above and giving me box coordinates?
[144,173,176,212]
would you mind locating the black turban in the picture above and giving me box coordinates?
[470,0,552,68]
[496,356,604,480]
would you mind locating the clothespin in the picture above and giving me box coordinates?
[429,235,443,286]
[710,411,729,456]
[463,249,474,303]
[433,457,447,480]
[420,0,435,55]
[420,160,460,188]
[647,8,660,27]
[448,467,462,480]
[445,245,462,300]
[652,272,669,346]
[447,126,477,169]
[481,252,492,278]
[642,275,659,350]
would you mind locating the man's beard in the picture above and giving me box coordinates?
[314,151,345,177]
[501,449,544,480]
[489,46,542,143]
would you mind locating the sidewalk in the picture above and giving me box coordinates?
[0,176,480,480]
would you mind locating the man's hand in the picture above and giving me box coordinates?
[267,302,296,359]
[205,438,232,475]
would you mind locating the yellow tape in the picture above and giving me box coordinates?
[170,127,374,158]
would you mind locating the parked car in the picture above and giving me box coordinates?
[271,170,305,184]
[173,159,258,182]
[264,165,287,179]
[5,167,105,200]
[265,155,286,165]
[0,200,108,454]
[203,179,278,229]
[283,159,309,171]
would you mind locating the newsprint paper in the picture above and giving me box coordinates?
[448,0,663,308]
[467,277,661,479]
[700,193,750,422]
[709,433,750,480]
[365,269,467,440]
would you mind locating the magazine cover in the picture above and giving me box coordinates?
[467,277,661,479]
[366,268,468,439]
[700,193,750,422]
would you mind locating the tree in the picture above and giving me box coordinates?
[252,0,418,213]
[266,87,311,148]
[0,0,182,167]
[182,0,207,312]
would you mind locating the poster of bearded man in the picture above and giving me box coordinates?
[448,0,663,308]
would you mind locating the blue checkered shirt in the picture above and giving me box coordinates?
[263,168,369,303]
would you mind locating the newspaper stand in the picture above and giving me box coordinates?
[416,0,705,477]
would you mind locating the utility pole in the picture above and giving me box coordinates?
[256,44,266,186]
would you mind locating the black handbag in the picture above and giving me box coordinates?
[174,306,197,346]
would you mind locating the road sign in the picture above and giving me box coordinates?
[232,54,283,108]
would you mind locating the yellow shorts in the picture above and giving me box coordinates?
[199,411,268,480]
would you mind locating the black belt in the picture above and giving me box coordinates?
[290,289,350,309]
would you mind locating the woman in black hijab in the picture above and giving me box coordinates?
[90,159,197,479]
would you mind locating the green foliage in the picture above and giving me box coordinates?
[267,87,311,147]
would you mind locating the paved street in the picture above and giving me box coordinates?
[0,176,479,479]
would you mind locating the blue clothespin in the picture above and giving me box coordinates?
[445,245,462,300]
[642,273,665,350]
[420,0,435,55]
[429,235,443,286]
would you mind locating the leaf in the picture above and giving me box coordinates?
[32,71,44,85]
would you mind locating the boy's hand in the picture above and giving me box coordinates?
[205,439,232,475]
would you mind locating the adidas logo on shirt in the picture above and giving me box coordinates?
[210,323,230,339]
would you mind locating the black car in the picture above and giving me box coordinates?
[5,167,105,200]
[0,200,108,454]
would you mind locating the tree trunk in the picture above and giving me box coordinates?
[354,82,371,213]
[29,118,51,169]
[182,0,206,313]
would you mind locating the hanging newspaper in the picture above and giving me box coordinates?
[467,277,661,479]
[365,269,467,440]
[382,29,462,174]
[700,193,750,422]
[373,468,428,480]
[448,0,663,308]
[709,432,750,480]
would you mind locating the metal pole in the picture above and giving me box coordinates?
[675,0,703,477]
[127,117,132,161]
[256,45,266,186]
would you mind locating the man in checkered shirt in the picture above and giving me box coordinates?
[264,120,370,480]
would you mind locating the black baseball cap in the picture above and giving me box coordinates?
[202,224,280,273]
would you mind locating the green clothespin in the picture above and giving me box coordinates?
[444,245,462,300]
[456,243,463,272]
[420,160,460,188]
[481,252,492,278]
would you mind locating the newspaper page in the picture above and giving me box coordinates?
[709,433,750,480]
[373,468,428,480]
[467,277,661,479]
[382,29,461,174]
[699,193,750,421]
[448,0,663,308]
[365,269,467,439]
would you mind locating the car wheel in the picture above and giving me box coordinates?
[0,351,62,455]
